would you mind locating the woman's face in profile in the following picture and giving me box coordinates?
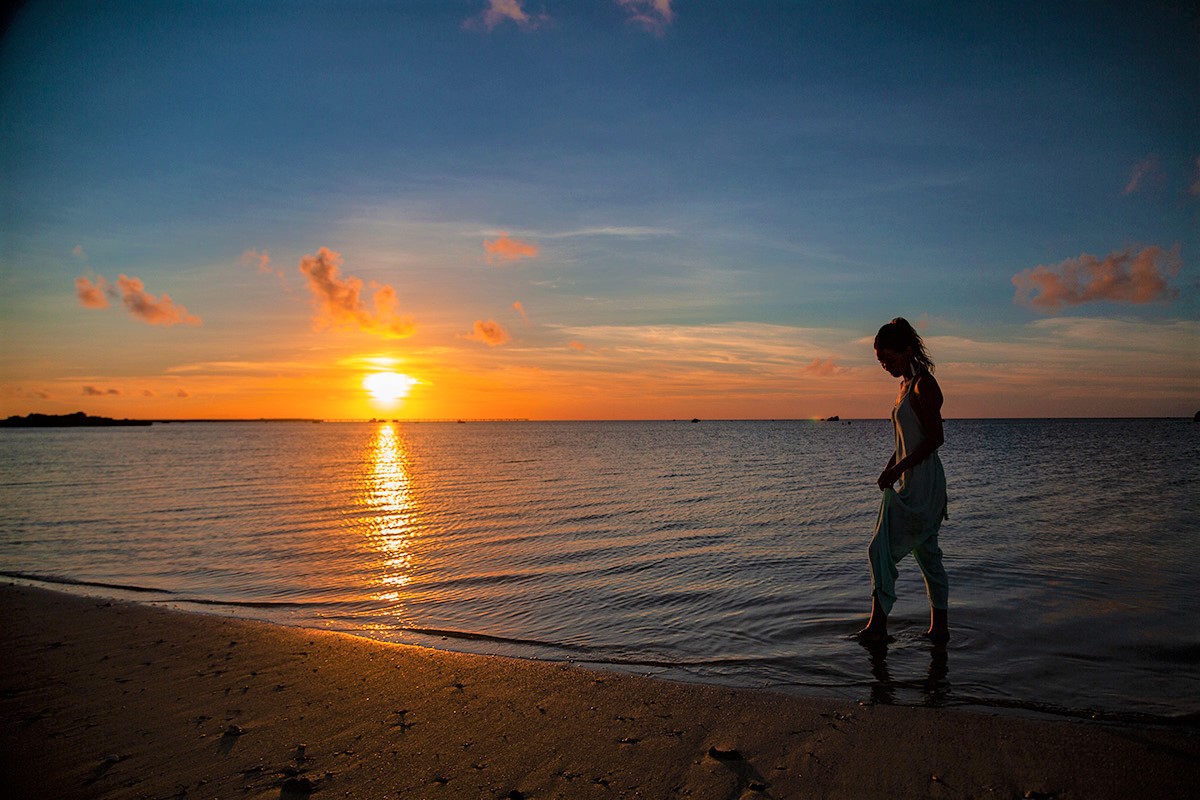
[875,347,910,378]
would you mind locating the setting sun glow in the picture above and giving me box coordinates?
[364,372,417,404]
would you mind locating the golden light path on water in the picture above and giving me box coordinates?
[360,423,422,615]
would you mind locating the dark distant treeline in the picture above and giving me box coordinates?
[0,411,151,428]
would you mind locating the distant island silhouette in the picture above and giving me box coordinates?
[1,411,152,428]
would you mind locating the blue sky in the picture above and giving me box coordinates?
[1,1,1196,419]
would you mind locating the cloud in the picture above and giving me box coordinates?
[298,247,415,339]
[484,233,539,264]
[801,357,846,377]
[75,275,111,308]
[115,274,202,326]
[72,245,85,258]
[76,273,200,324]
[512,300,530,324]
[617,0,673,34]
[176,389,190,398]
[240,248,275,273]
[1190,156,1200,196]
[466,319,511,346]
[1122,155,1162,195]
[538,226,675,239]
[83,385,121,396]
[465,0,547,31]
[568,340,588,351]
[1012,245,1182,311]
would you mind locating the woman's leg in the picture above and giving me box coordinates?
[861,501,899,640]
[913,535,949,642]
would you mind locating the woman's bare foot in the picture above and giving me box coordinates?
[857,593,890,643]
[856,625,890,644]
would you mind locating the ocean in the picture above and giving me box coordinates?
[2,419,1197,726]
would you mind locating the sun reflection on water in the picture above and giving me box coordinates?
[360,423,422,609]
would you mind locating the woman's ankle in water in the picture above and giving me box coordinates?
[926,606,949,642]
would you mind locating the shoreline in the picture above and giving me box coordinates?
[3,584,1198,799]
[5,571,1193,729]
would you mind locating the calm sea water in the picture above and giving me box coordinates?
[2,420,1197,726]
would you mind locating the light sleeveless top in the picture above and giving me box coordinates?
[881,374,948,550]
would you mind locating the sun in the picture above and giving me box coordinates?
[364,372,417,403]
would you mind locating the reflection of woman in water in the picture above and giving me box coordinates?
[858,318,949,644]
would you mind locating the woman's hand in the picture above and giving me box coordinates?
[878,464,902,491]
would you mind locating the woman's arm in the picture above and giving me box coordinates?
[877,374,945,489]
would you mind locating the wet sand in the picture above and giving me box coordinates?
[2,583,1196,799]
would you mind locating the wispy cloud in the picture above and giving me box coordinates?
[801,357,846,377]
[77,273,200,325]
[240,248,280,276]
[617,0,673,34]
[299,247,415,339]
[484,233,539,264]
[553,322,848,375]
[466,319,511,346]
[1011,245,1181,311]
[74,275,111,308]
[512,300,531,324]
[116,275,202,326]
[1122,155,1162,195]
[72,244,85,258]
[923,319,1198,417]
[539,226,675,239]
[465,0,547,31]
[83,385,121,396]
[167,360,316,375]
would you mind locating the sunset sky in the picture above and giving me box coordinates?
[1,0,1196,420]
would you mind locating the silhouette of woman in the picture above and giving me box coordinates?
[858,318,949,644]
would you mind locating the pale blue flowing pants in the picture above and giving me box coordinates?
[868,488,949,615]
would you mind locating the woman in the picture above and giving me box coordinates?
[859,318,949,644]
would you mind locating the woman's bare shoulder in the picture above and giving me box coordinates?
[914,373,944,403]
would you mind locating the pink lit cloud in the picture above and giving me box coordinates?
[484,233,539,264]
[801,357,846,377]
[76,273,200,325]
[75,275,111,308]
[512,300,531,324]
[240,248,278,275]
[298,247,415,339]
[466,319,511,346]
[465,0,547,31]
[115,274,202,326]
[72,245,85,258]
[617,0,673,34]
[1012,245,1181,311]
[1122,155,1162,195]
[568,340,587,351]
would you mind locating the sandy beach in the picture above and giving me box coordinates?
[2,584,1196,799]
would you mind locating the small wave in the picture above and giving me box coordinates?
[0,571,176,595]
[397,625,594,654]
[945,693,1200,729]
[161,597,331,610]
